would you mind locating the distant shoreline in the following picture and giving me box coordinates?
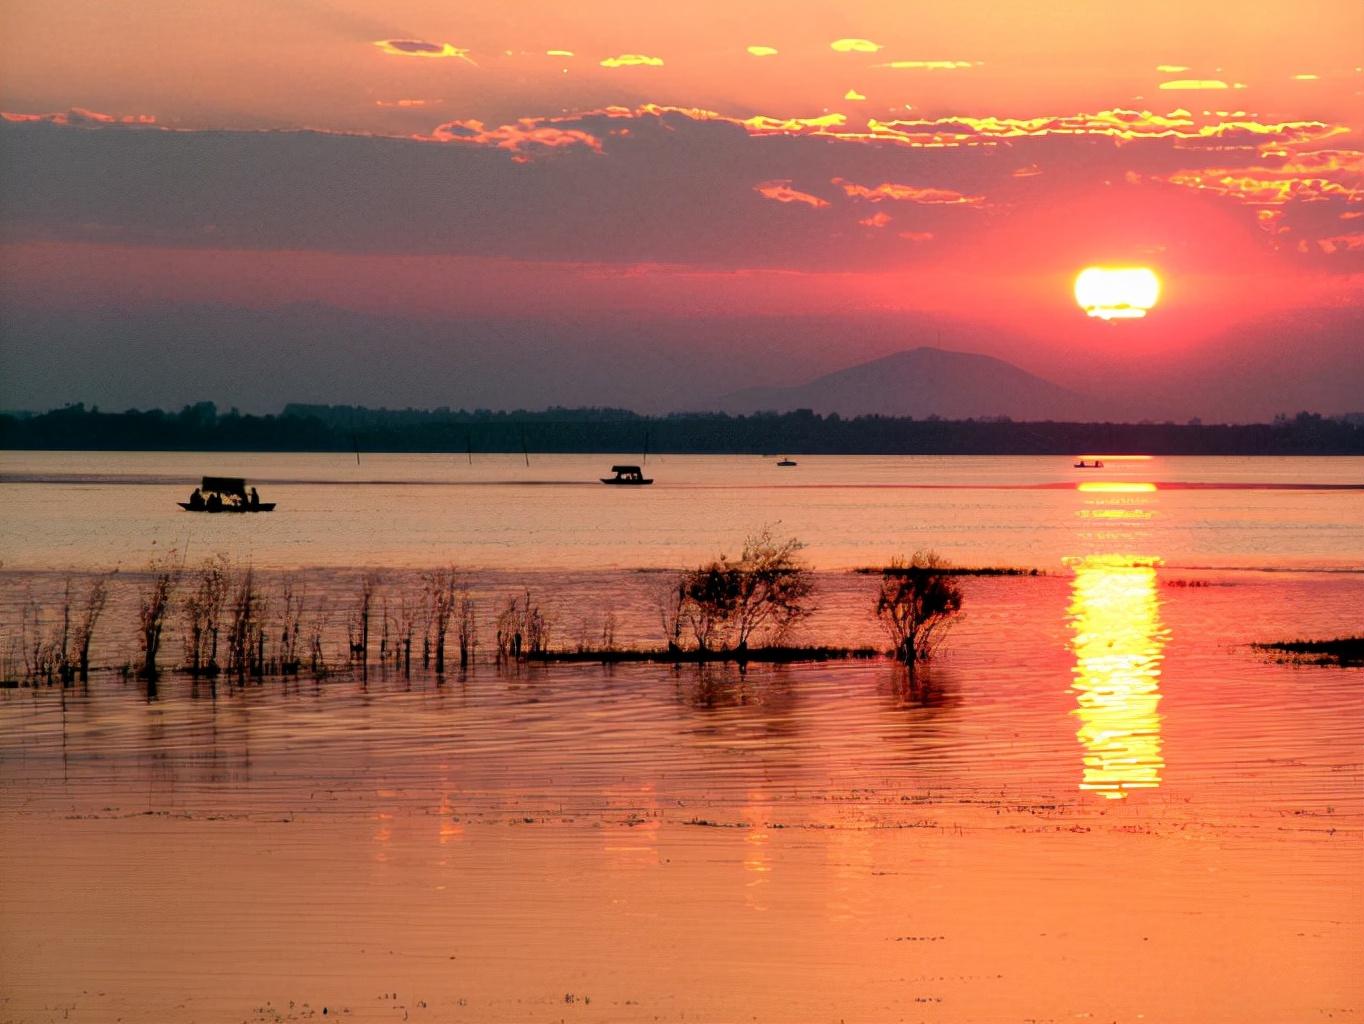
[2,404,1361,455]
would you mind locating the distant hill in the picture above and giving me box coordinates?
[718,347,1094,420]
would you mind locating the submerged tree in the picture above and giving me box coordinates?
[874,551,963,664]
[728,528,815,650]
[138,552,181,680]
[678,528,816,653]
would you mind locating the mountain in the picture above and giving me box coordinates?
[717,347,1096,420]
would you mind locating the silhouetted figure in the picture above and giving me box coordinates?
[189,487,205,509]
[206,491,223,511]
[249,486,260,508]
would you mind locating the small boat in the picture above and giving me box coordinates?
[1073,459,1105,469]
[777,457,797,467]
[179,476,276,512]
[601,465,653,486]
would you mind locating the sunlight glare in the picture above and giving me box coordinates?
[1074,266,1161,320]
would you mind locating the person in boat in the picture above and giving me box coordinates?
[249,487,260,508]
[189,487,205,510]
[206,491,223,511]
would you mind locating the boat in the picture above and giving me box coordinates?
[601,465,653,486]
[1073,459,1105,469]
[178,476,276,512]
[777,458,797,467]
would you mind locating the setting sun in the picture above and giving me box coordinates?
[1074,266,1161,320]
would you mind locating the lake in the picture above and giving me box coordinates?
[1,451,1361,1022]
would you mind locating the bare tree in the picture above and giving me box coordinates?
[651,572,688,653]
[424,568,459,673]
[71,573,112,682]
[138,553,181,680]
[225,567,263,679]
[728,528,815,650]
[182,557,230,677]
[495,590,549,661]
[682,561,738,652]
[456,592,476,668]
[277,577,305,674]
[677,529,815,652]
[874,551,963,664]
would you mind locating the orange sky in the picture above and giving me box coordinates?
[0,0,1361,413]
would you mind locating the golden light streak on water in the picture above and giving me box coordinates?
[1065,555,1168,800]
[1077,481,1158,493]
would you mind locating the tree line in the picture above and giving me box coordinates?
[3,403,1362,454]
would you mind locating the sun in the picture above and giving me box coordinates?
[1074,267,1161,320]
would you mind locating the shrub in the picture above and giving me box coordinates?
[874,551,963,664]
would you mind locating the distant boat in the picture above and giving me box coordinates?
[777,457,797,467]
[1073,459,1105,469]
[179,476,276,512]
[601,465,653,486]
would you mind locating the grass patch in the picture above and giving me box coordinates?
[529,645,881,665]
[1254,637,1364,667]
[853,565,1042,577]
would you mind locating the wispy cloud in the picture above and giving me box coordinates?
[834,177,984,205]
[844,89,866,101]
[600,54,664,68]
[754,180,829,207]
[830,38,881,53]
[1156,150,1363,204]
[431,118,602,159]
[2,107,156,126]
[373,39,475,64]
[1158,79,1243,90]
[746,45,778,57]
[875,60,976,70]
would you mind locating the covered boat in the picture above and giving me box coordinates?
[179,476,276,512]
[601,465,653,485]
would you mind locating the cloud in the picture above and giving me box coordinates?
[431,118,602,158]
[1156,64,1190,73]
[1155,149,1364,204]
[746,46,778,57]
[844,89,866,101]
[374,99,438,109]
[1158,80,1241,90]
[373,39,475,64]
[547,49,575,58]
[600,54,664,68]
[833,177,984,205]
[898,230,934,241]
[3,102,1357,273]
[755,180,829,208]
[858,211,892,228]
[830,39,881,53]
[2,107,156,126]
[875,60,976,70]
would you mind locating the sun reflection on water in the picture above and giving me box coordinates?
[1065,554,1168,800]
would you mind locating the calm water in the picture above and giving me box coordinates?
[3,451,1362,570]
[1,452,1361,1022]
